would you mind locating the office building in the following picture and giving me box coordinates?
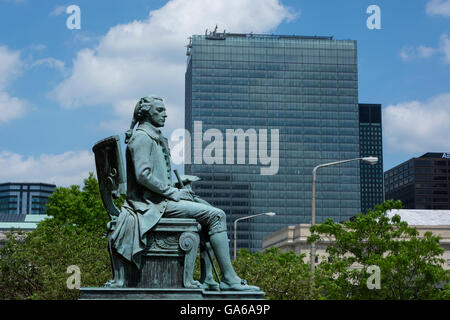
[0,182,56,215]
[185,31,363,255]
[262,209,450,270]
[384,153,450,209]
[359,103,384,213]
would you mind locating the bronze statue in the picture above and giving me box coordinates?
[93,95,259,292]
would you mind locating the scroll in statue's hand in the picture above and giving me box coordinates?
[173,174,201,189]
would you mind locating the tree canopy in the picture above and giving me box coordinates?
[309,200,450,299]
[0,174,112,299]
[0,175,448,300]
[44,173,117,234]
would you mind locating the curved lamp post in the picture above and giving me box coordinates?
[233,212,276,260]
[310,156,378,275]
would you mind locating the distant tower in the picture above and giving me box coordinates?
[359,103,384,213]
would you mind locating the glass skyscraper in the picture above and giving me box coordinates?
[359,104,384,213]
[185,32,361,255]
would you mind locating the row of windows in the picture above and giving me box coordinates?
[361,132,382,136]
[192,68,357,80]
[191,59,356,74]
[192,85,357,96]
[194,36,355,49]
[415,160,450,166]
[193,73,357,84]
[192,93,358,104]
[192,107,358,117]
[193,117,358,129]
[191,100,358,110]
[417,189,449,195]
[416,197,450,203]
[193,44,356,56]
[193,53,356,65]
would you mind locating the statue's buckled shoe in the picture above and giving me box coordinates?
[219,279,260,291]
[201,279,220,291]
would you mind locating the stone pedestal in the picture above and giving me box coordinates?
[109,218,201,289]
[80,287,265,300]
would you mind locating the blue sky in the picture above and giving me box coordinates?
[0,0,449,186]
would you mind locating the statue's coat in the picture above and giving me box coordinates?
[110,122,178,267]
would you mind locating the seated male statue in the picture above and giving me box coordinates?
[110,94,259,291]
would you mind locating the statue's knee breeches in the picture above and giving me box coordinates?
[164,200,227,236]
[206,208,227,236]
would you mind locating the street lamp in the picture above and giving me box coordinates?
[310,156,378,275]
[233,212,276,260]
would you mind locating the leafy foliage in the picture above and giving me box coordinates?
[0,221,110,300]
[45,173,123,234]
[232,248,323,300]
[1,175,448,300]
[0,174,113,300]
[309,200,450,299]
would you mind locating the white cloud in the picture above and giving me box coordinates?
[49,0,296,134]
[0,92,27,123]
[400,45,438,61]
[0,45,28,123]
[426,0,450,17]
[383,92,450,153]
[0,150,95,187]
[49,5,67,16]
[400,33,450,63]
[0,45,22,88]
[32,57,66,73]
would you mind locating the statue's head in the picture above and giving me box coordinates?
[125,95,166,143]
[134,95,167,128]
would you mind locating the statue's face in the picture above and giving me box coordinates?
[148,100,167,128]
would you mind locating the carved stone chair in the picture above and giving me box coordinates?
[92,135,201,289]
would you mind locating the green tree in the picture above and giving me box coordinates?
[0,174,114,299]
[309,200,450,299]
[0,221,110,299]
[44,173,118,233]
[231,247,323,300]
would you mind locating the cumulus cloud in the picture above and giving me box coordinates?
[400,33,450,63]
[399,46,436,61]
[49,0,296,134]
[383,92,450,153]
[0,92,27,123]
[0,45,28,123]
[0,150,95,187]
[426,0,450,17]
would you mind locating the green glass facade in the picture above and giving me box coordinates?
[359,104,384,213]
[185,33,361,255]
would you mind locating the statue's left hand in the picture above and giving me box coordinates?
[178,188,195,201]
